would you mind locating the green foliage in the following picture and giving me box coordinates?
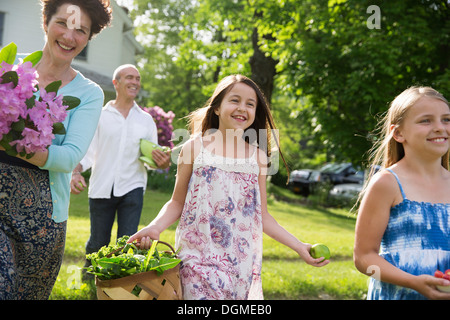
[147,166,176,192]
[132,0,212,125]
[85,236,181,280]
[129,0,449,167]
[0,42,17,65]
[272,0,450,163]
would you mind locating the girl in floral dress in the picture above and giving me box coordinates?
[129,75,329,299]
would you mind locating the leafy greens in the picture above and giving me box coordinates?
[86,236,181,280]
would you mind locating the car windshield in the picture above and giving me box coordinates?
[320,163,349,173]
[293,170,310,179]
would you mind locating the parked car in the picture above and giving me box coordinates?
[288,162,365,198]
[327,165,381,205]
[328,183,362,204]
[319,163,363,185]
[343,170,364,184]
[288,169,321,197]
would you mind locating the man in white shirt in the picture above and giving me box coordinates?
[70,64,170,262]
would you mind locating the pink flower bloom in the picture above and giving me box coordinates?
[0,118,11,136]
[10,127,48,154]
[0,61,13,74]
[47,95,67,123]
[0,51,71,156]
[39,87,56,101]
[14,61,39,100]
[0,93,26,131]
[142,105,176,148]
[27,100,53,134]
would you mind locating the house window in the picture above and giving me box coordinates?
[0,12,5,46]
[75,44,88,61]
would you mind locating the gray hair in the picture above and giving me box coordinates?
[112,64,138,81]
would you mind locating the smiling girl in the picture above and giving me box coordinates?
[354,86,450,300]
[128,74,329,300]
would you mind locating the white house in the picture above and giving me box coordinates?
[0,0,143,101]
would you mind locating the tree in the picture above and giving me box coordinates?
[130,0,450,167]
[270,0,450,163]
[131,0,211,129]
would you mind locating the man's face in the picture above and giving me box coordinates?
[114,67,141,99]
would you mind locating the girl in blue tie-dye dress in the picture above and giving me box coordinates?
[354,86,450,300]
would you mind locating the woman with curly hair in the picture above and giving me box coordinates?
[0,0,112,299]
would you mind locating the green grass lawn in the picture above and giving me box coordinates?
[49,184,368,300]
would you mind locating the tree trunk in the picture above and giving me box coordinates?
[249,27,278,104]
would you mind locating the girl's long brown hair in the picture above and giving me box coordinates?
[187,74,289,178]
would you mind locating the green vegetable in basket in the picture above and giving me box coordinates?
[85,236,181,280]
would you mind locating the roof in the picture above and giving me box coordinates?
[72,63,115,93]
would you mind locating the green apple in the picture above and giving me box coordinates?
[310,243,330,262]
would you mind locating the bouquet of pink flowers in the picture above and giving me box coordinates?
[0,42,80,158]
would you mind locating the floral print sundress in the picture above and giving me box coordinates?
[175,137,263,300]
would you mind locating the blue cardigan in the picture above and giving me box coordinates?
[40,71,103,222]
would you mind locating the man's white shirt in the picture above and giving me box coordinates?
[80,101,158,199]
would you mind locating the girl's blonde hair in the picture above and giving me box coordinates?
[355,86,449,210]
[370,86,449,172]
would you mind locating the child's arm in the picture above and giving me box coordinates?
[257,149,328,267]
[354,171,450,299]
[128,140,196,248]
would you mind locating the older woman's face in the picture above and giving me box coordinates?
[43,3,92,63]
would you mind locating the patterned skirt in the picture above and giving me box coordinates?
[0,162,66,300]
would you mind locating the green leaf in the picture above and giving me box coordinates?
[23,51,43,67]
[97,259,126,273]
[0,42,17,65]
[11,119,25,132]
[0,139,12,150]
[2,133,19,157]
[144,240,158,270]
[25,97,36,109]
[149,257,181,273]
[0,71,19,87]
[45,80,62,94]
[5,148,18,157]
[0,131,16,144]
[62,96,81,110]
[52,122,66,135]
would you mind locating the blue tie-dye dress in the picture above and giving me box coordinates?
[368,169,450,300]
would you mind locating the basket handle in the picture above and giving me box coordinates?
[154,240,176,254]
[107,240,176,257]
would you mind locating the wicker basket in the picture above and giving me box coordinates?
[95,241,182,300]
